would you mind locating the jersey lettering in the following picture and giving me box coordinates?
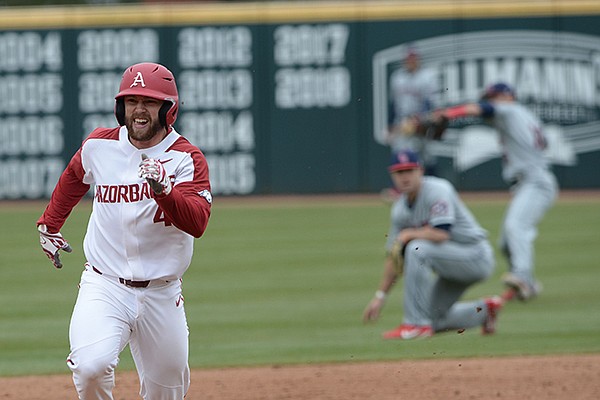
[130,71,146,88]
[95,183,153,203]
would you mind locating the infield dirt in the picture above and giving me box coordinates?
[3,354,600,399]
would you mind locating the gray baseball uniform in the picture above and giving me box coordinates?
[386,176,495,331]
[487,101,558,287]
[388,66,438,167]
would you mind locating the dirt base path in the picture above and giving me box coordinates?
[4,354,600,400]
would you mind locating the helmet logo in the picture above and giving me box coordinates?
[130,72,146,88]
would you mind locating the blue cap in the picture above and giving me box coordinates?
[388,150,422,172]
[481,82,515,100]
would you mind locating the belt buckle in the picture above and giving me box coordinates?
[119,278,151,288]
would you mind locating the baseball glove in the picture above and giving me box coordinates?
[414,113,449,141]
[389,241,405,275]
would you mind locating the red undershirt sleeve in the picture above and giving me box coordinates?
[154,190,211,238]
[37,149,90,233]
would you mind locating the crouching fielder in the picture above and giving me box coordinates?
[363,150,502,340]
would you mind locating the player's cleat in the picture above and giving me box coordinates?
[502,273,543,301]
[382,324,433,340]
[501,287,517,302]
[482,296,504,335]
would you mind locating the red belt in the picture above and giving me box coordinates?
[91,265,151,288]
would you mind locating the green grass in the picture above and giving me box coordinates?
[1,195,599,377]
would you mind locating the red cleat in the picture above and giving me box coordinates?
[482,296,504,335]
[383,324,433,340]
[501,288,517,302]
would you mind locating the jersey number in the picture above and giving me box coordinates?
[153,208,173,226]
[532,125,548,150]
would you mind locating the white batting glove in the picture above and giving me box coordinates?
[138,153,172,195]
[38,224,72,269]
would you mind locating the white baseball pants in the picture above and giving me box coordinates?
[67,268,190,400]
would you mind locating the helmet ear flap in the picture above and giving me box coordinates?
[158,101,171,128]
[115,98,125,126]
[115,99,173,128]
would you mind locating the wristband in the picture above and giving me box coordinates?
[375,290,387,300]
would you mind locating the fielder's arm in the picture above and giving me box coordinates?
[438,103,486,120]
[398,225,450,244]
[362,254,399,323]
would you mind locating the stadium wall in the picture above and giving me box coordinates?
[0,0,599,199]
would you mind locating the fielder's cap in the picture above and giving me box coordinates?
[481,82,515,100]
[388,150,422,172]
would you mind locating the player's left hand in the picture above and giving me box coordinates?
[412,112,449,140]
[138,153,172,195]
[38,224,72,269]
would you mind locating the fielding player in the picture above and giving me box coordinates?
[37,62,212,399]
[435,83,558,301]
[363,150,502,340]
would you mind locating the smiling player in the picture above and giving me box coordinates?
[37,62,212,399]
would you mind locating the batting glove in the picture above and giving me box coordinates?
[138,153,172,195]
[38,224,72,269]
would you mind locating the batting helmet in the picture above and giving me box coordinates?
[114,63,179,128]
[480,82,515,101]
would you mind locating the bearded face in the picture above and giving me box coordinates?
[123,96,166,146]
[125,112,164,143]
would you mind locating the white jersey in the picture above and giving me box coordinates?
[39,126,212,282]
[490,102,552,183]
[386,177,488,250]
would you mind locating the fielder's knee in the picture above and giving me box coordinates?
[403,239,428,259]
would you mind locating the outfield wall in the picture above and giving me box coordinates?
[1,0,599,199]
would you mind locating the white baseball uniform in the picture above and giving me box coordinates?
[38,126,211,399]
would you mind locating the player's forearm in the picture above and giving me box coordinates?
[442,103,482,119]
[154,189,211,238]
[399,226,450,244]
[380,256,398,292]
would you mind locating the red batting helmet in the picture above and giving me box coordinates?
[114,62,179,128]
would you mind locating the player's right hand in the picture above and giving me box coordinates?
[363,298,384,323]
[38,224,72,269]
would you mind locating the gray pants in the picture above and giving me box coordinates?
[401,239,495,332]
[499,171,558,286]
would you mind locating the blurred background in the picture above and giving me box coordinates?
[1,0,599,200]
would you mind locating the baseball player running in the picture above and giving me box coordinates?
[434,83,558,301]
[363,150,502,340]
[37,62,212,399]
